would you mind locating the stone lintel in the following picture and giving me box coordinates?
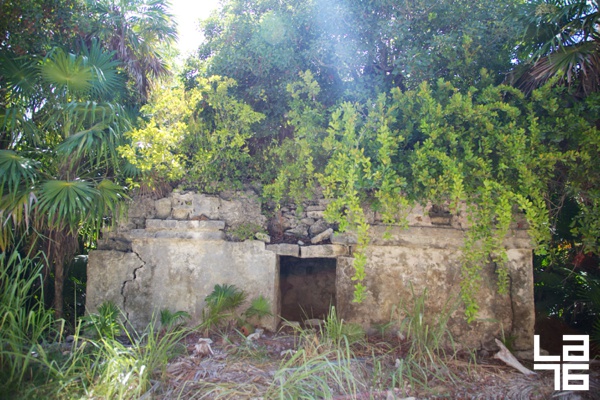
[331,232,358,245]
[265,243,300,257]
[300,244,349,258]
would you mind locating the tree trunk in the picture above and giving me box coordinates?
[47,229,79,320]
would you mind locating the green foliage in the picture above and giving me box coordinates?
[0,40,131,318]
[228,222,267,242]
[398,287,456,362]
[80,301,122,340]
[200,284,273,335]
[267,342,367,399]
[244,295,273,320]
[263,70,328,207]
[512,0,600,94]
[119,76,265,191]
[0,250,54,395]
[193,0,522,137]
[0,248,190,398]
[201,284,248,334]
[160,309,191,331]
[320,307,365,347]
[316,77,599,320]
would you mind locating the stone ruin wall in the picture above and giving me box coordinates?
[87,188,535,351]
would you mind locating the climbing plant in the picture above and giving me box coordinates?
[267,71,599,319]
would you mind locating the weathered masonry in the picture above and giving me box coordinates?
[87,190,535,351]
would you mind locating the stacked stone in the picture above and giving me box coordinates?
[273,197,336,245]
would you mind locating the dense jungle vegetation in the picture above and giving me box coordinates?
[1,0,600,397]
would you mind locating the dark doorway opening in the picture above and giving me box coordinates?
[279,256,336,322]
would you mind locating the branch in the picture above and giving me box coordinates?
[493,339,536,376]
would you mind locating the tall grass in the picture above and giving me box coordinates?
[393,286,459,394]
[0,250,55,396]
[0,249,189,399]
[267,338,368,399]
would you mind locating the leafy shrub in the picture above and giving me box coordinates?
[228,222,267,242]
[81,301,122,340]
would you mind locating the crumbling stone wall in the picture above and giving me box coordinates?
[87,189,534,351]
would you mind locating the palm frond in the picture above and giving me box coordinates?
[511,0,600,94]
[529,41,600,92]
[95,179,128,216]
[0,53,40,101]
[0,190,38,252]
[40,48,94,95]
[0,150,40,196]
[37,179,98,232]
[80,39,123,98]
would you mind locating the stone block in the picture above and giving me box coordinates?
[300,244,348,258]
[285,224,309,238]
[154,231,225,240]
[309,219,329,236]
[191,194,220,219]
[331,232,358,245]
[311,228,333,244]
[146,219,225,231]
[307,210,325,219]
[300,218,315,225]
[255,232,271,243]
[154,198,172,219]
[172,207,191,220]
[265,244,299,257]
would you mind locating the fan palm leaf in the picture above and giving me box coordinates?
[511,0,600,94]
[0,189,37,252]
[0,150,39,195]
[41,48,94,95]
[529,41,600,92]
[80,39,123,99]
[0,53,40,101]
[37,179,98,233]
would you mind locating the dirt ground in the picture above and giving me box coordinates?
[153,328,600,400]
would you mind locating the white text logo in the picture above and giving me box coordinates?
[533,335,589,391]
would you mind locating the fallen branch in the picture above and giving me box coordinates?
[493,339,536,376]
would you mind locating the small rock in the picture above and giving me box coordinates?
[297,240,305,246]
[307,210,325,219]
[155,198,172,219]
[300,218,315,225]
[280,349,296,357]
[304,319,324,328]
[247,328,264,341]
[311,228,333,244]
[194,338,214,356]
[172,207,190,220]
[309,219,329,236]
[255,232,271,243]
[285,224,309,238]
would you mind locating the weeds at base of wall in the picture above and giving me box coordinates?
[0,249,190,399]
[2,250,476,399]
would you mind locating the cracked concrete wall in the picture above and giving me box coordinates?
[88,219,278,331]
